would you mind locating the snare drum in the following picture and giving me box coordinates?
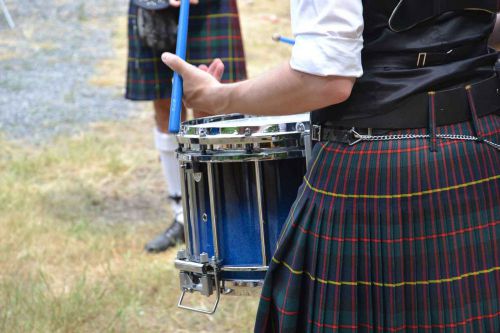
[174,114,310,313]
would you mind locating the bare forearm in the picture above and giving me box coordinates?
[161,54,355,116]
[216,62,355,116]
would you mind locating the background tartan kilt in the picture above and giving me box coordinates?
[126,0,247,101]
[255,114,500,332]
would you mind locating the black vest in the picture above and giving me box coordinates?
[312,0,498,126]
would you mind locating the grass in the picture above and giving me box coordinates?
[0,1,292,331]
[0,118,259,332]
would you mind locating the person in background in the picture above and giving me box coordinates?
[125,0,246,252]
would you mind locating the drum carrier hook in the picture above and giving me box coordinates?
[175,251,222,314]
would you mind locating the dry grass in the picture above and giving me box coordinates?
[0,1,292,332]
[239,0,292,77]
[0,116,259,333]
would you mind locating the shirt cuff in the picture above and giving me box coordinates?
[290,34,363,77]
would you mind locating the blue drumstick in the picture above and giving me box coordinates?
[272,33,295,45]
[169,0,191,133]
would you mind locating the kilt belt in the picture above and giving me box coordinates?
[320,74,500,130]
[313,74,500,151]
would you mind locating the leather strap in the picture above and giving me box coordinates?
[363,42,490,69]
[325,73,500,129]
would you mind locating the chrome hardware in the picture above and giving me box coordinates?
[220,265,269,272]
[186,169,200,256]
[179,165,191,254]
[254,161,267,266]
[193,172,202,183]
[177,249,187,260]
[176,255,221,314]
[303,131,312,170]
[175,259,206,274]
[200,252,209,264]
[206,163,220,258]
[202,213,208,222]
[348,129,500,150]
[417,52,427,67]
[222,280,264,296]
[347,128,363,146]
[176,114,310,158]
[311,124,321,141]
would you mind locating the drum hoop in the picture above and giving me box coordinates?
[179,114,310,142]
[180,113,245,127]
[220,266,268,272]
[178,149,305,162]
[177,130,307,145]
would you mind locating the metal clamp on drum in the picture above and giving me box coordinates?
[175,251,221,314]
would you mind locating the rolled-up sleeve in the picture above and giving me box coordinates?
[290,0,364,77]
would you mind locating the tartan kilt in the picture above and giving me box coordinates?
[126,0,247,101]
[255,114,500,332]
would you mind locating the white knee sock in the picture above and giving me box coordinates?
[154,128,184,224]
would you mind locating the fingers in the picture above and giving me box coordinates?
[162,52,223,83]
[162,52,191,76]
[169,0,181,7]
[208,58,225,82]
[169,0,198,7]
[195,59,225,81]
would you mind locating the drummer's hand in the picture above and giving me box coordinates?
[197,61,224,82]
[169,0,199,7]
[162,52,225,113]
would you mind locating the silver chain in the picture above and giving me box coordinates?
[349,128,500,150]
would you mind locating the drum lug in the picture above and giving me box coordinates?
[221,280,264,297]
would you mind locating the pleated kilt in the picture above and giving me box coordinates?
[126,0,247,101]
[255,114,500,332]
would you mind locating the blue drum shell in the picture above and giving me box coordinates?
[182,157,306,282]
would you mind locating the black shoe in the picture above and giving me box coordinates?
[144,220,185,253]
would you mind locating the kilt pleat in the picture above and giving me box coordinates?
[255,114,500,332]
[126,0,246,101]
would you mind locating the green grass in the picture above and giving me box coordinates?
[0,119,259,333]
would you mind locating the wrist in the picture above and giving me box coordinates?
[210,83,238,115]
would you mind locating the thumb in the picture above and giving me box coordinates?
[161,53,189,76]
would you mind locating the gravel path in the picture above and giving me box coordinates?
[0,0,142,143]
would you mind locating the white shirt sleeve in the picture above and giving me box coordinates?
[290,0,364,77]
